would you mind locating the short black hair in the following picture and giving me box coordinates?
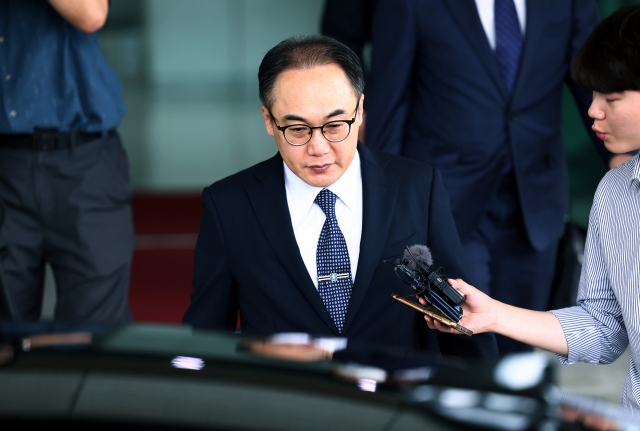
[572,4,640,93]
[258,35,364,109]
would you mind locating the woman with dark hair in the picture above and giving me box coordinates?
[425,5,640,413]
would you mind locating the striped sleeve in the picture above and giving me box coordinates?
[551,179,628,365]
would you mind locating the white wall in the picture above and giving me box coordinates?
[121,0,324,190]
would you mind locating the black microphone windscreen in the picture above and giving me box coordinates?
[404,245,433,270]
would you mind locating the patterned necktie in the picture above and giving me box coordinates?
[494,0,523,94]
[315,188,353,333]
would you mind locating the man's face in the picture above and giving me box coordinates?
[589,90,640,154]
[261,64,364,188]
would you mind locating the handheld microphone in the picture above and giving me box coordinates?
[385,245,465,322]
[404,245,466,306]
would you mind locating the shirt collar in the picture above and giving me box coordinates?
[284,150,362,215]
[631,154,640,188]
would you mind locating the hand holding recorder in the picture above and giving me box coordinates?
[422,278,568,356]
[386,245,466,323]
[387,245,567,355]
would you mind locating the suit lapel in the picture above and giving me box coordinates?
[343,146,399,332]
[442,0,508,99]
[247,154,337,332]
[511,0,549,99]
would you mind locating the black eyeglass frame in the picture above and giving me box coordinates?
[268,102,360,146]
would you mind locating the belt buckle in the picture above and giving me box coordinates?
[33,129,58,151]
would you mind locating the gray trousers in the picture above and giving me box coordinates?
[0,131,134,324]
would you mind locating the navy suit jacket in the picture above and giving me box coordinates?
[183,145,498,360]
[365,0,607,251]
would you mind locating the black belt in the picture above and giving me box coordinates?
[0,129,112,151]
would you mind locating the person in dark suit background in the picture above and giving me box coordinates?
[363,0,630,355]
[321,0,378,75]
[183,35,498,360]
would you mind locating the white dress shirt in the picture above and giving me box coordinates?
[474,0,527,50]
[284,152,363,289]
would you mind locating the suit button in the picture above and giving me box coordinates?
[508,111,517,121]
[498,155,507,165]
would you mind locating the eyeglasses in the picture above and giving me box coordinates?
[269,102,359,146]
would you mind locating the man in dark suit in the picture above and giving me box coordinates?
[183,35,497,360]
[364,0,624,354]
[321,0,378,74]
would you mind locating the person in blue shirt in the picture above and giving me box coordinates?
[424,5,640,413]
[0,0,133,324]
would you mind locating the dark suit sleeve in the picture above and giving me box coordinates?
[426,169,499,360]
[564,0,619,165]
[182,186,238,331]
[321,0,378,67]
[364,0,416,154]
